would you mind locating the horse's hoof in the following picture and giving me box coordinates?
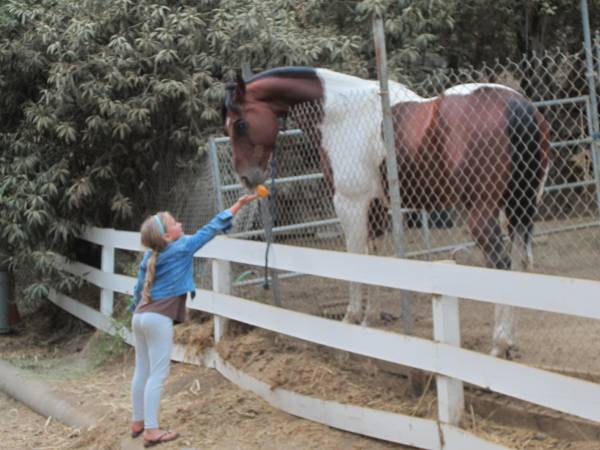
[380,312,397,323]
[361,315,379,327]
[342,312,361,325]
[505,345,520,360]
[491,343,516,360]
[490,347,504,359]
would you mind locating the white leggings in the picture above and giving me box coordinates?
[131,312,173,429]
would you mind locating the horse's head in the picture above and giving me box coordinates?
[222,75,279,189]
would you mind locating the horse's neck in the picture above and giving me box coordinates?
[248,77,323,114]
[316,68,425,105]
[247,69,425,117]
[315,68,376,92]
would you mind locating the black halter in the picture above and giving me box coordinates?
[262,117,286,291]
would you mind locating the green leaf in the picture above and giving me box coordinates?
[56,123,77,144]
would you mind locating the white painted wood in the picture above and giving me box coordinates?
[57,257,135,295]
[433,295,461,346]
[440,425,511,450]
[433,289,464,426]
[82,227,143,251]
[76,228,600,429]
[189,289,600,423]
[81,228,600,321]
[212,259,231,342]
[42,289,512,450]
[212,346,440,449]
[170,343,206,367]
[197,237,600,320]
[100,245,115,316]
[48,288,201,371]
[207,349,510,450]
[47,289,133,345]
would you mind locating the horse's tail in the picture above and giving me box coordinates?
[504,99,545,252]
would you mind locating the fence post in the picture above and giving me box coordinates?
[213,259,231,342]
[208,138,225,213]
[432,261,464,426]
[241,61,253,81]
[100,245,114,316]
[372,15,413,335]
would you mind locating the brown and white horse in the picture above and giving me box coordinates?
[222,67,550,358]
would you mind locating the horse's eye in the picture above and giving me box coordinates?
[234,119,247,136]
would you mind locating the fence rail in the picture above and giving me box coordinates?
[49,226,600,450]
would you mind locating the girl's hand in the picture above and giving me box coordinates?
[239,193,259,206]
[229,194,259,215]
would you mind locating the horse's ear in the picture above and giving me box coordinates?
[223,81,240,121]
[234,72,246,102]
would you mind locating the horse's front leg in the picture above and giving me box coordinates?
[363,235,385,326]
[334,195,370,325]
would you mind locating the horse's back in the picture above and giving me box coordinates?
[439,85,532,169]
[416,84,528,163]
[443,83,520,97]
[440,84,524,144]
[391,84,542,209]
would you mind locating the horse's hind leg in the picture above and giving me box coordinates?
[497,98,544,357]
[466,207,515,358]
[508,222,534,272]
[505,98,541,276]
[501,166,540,358]
[490,210,536,360]
[492,298,518,359]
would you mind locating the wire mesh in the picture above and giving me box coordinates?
[206,50,600,376]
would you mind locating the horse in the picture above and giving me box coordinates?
[222,66,550,358]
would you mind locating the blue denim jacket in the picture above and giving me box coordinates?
[130,210,233,311]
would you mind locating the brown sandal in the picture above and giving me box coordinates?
[143,430,179,448]
[131,427,144,438]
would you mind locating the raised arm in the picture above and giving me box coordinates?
[185,194,258,254]
[184,210,234,253]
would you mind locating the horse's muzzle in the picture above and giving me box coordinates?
[239,167,267,189]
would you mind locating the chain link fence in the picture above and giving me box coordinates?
[205,49,600,377]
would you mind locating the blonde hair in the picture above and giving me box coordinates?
[139,212,169,304]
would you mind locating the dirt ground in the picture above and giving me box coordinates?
[0,305,411,450]
[0,304,598,450]
[233,225,600,377]
[0,391,74,449]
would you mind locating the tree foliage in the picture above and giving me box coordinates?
[445,0,600,68]
[0,0,595,303]
[0,0,221,298]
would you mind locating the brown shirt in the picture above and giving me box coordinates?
[135,294,187,324]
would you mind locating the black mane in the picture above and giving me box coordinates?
[222,67,319,121]
[248,66,317,83]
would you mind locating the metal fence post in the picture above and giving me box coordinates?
[213,258,231,342]
[208,138,225,213]
[432,261,464,425]
[100,245,114,316]
[581,0,600,214]
[372,16,413,335]
[241,61,253,81]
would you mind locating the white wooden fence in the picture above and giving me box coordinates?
[49,226,600,450]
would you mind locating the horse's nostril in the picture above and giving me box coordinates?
[241,176,250,186]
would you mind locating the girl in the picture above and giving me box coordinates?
[130,194,257,447]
